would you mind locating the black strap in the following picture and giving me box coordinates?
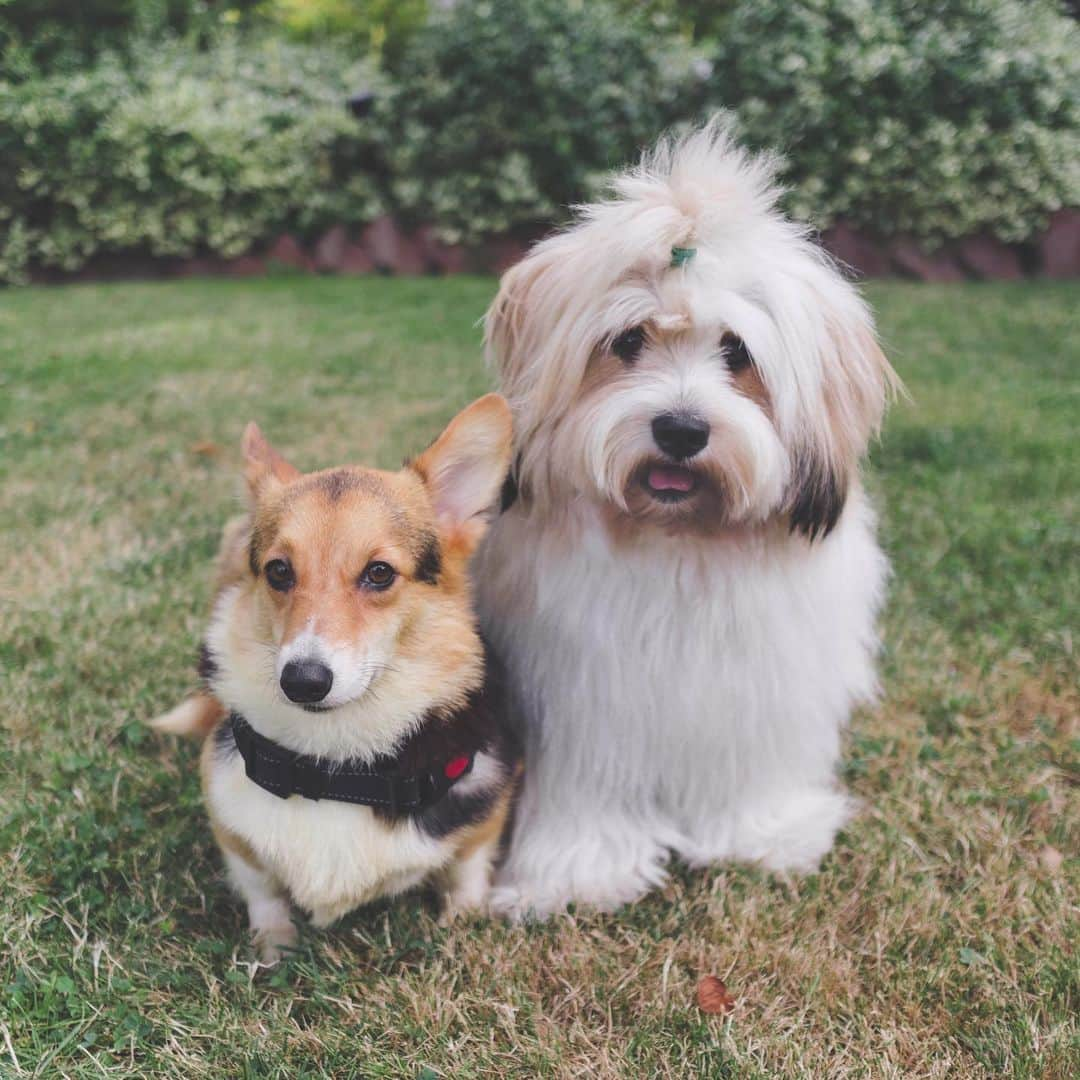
[228,713,473,812]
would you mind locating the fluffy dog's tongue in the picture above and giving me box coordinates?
[647,465,695,492]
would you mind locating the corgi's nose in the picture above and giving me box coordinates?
[280,660,333,704]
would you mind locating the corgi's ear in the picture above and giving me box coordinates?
[412,394,513,545]
[242,421,300,498]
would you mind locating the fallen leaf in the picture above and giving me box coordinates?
[696,974,735,1015]
[190,440,223,457]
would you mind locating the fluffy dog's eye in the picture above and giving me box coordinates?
[612,325,646,364]
[722,332,754,374]
[265,558,294,592]
[359,561,396,590]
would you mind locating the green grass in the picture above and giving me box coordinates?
[1,276,1077,1078]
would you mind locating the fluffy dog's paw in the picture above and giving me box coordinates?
[486,882,549,922]
[487,872,659,922]
[489,836,671,921]
[734,789,856,874]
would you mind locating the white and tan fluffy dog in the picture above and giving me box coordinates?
[476,121,899,918]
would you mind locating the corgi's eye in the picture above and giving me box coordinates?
[359,561,396,590]
[722,332,754,374]
[612,325,646,364]
[265,558,294,592]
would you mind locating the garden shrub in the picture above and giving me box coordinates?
[610,0,738,44]
[2,0,1078,283]
[0,0,261,78]
[376,0,707,245]
[261,0,429,67]
[709,0,1080,246]
[0,36,380,282]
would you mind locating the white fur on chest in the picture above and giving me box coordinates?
[206,749,449,914]
[477,491,887,824]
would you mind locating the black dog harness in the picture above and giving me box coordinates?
[228,712,474,812]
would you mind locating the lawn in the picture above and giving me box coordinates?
[1,275,1077,1078]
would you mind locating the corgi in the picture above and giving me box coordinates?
[152,395,521,962]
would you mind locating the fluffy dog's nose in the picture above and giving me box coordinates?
[280,660,334,703]
[652,412,710,460]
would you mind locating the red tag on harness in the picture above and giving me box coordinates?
[444,755,470,780]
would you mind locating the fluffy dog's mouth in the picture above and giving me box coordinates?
[300,702,336,714]
[638,462,700,503]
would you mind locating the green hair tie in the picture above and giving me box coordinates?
[670,246,697,268]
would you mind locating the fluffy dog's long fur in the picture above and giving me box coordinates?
[476,121,900,917]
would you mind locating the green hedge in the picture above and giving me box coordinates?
[0,37,380,283]
[1,0,1078,283]
[709,0,1080,246]
[377,0,705,244]
[0,1,263,79]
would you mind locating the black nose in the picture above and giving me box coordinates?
[651,412,710,460]
[280,660,334,703]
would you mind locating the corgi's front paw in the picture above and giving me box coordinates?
[248,892,297,964]
[438,842,497,925]
[438,891,489,927]
[252,916,298,965]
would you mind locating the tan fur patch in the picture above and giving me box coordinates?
[732,363,772,415]
[454,780,517,861]
[820,316,900,473]
[212,819,263,871]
